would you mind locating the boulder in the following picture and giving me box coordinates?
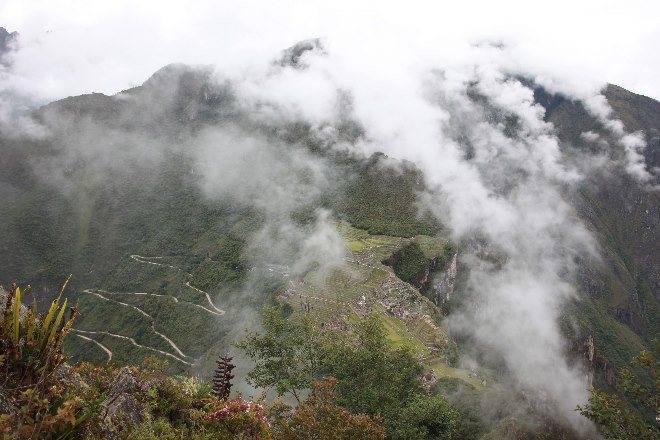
[99,367,151,438]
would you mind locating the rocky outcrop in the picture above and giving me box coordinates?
[98,367,151,438]
[0,286,28,320]
[276,38,325,69]
[580,334,616,388]
[0,27,18,66]
[576,258,606,299]
[433,253,457,313]
[611,302,646,335]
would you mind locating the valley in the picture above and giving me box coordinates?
[67,219,474,386]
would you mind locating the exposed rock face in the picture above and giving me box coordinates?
[417,256,447,295]
[0,27,18,66]
[276,38,325,69]
[418,369,437,393]
[576,258,606,299]
[580,334,616,388]
[612,302,646,335]
[0,287,28,320]
[54,364,89,393]
[433,253,457,312]
[99,367,150,438]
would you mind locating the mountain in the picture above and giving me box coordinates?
[539,84,659,371]
[0,48,658,437]
[0,27,18,64]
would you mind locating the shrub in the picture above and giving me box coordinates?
[1,278,76,386]
[270,377,385,440]
[203,397,272,439]
[177,375,213,400]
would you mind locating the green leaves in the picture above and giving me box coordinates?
[236,307,323,404]
[0,277,91,439]
[389,394,458,440]
[11,284,23,346]
[1,276,76,385]
[383,242,430,286]
[319,315,423,420]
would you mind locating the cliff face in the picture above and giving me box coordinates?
[580,334,616,388]
[0,27,18,65]
[433,252,457,313]
[383,241,454,298]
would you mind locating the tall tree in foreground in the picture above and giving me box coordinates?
[236,307,324,405]
[320,315,457,439]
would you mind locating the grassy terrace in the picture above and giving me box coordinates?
[430,363,484,390]
[413,235,450,258]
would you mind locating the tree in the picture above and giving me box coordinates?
[319,315,423,418]
[270,377,386,440]
[319,315,459,437]
[388,393,459,440]
[577,339,659,440]
[235,306,324,404]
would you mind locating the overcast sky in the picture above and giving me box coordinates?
[1,0,659,105]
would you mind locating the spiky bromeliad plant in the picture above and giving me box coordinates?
[0,276,99,440]
[0,276,77,387]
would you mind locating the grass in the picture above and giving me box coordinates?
[347,241,366,252]
[429,363,484,390]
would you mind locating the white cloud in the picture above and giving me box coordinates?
[1,0,659,104]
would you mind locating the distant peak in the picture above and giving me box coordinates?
[0,27,19,66]
[276,38,325,69]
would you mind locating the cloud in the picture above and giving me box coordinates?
[620,132,652,181]
[192,125,348,272]
[221,44,601,429]
[1,0,659,105]
[584,93,655,183]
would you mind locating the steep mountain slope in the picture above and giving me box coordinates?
[0,56,658,435]
[532,84,660,375]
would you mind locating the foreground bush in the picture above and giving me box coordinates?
[270,377,385,440]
